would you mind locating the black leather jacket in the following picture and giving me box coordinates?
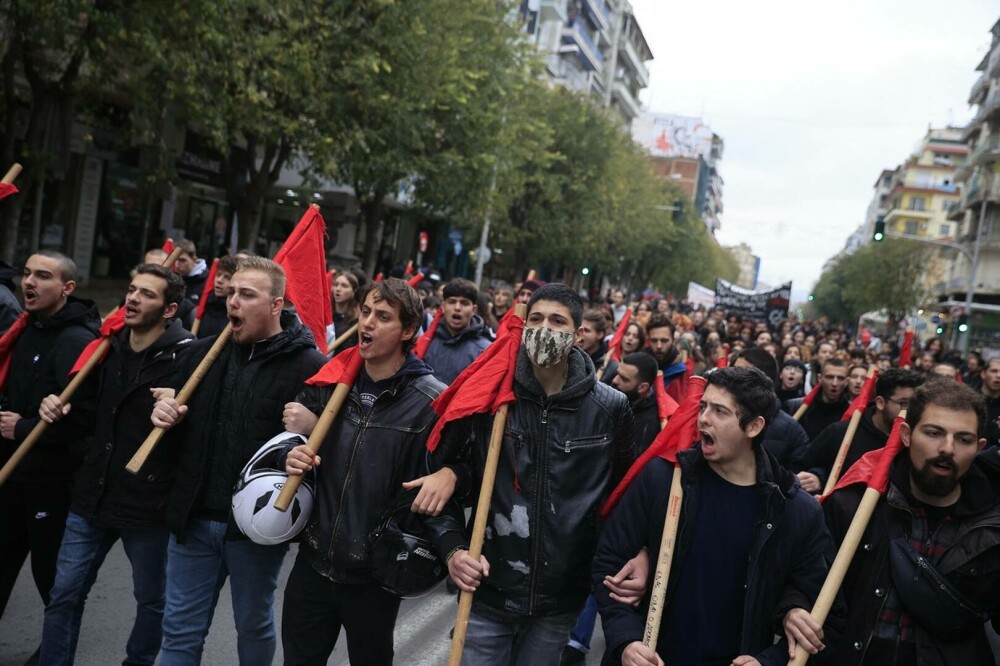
[426,347,635,620]
[290,354,445,584]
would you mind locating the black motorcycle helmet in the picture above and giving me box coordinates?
[368,489,446,597]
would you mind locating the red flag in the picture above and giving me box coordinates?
[841,369,878,421]
[414,310,441,360]
[802,382,821,406]
[404,260,414,277]
[655,371,680,421]
[194,258,219,321]
[306,345,364,387]
[273,205,332,352]
[898,330,914,368]
[375,272,384,282]
[607,309,631,363]
[0,312,30,392]
[600,376,706,518]
[70,308,126,375]
[406,272,424,288]
[823,413,905,499]
[425,310,524,452]
[0,183,19,201]
[69,238,177,376]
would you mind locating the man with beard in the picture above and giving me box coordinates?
[426,282,636,665]
[149,256,326,665]
[37,264,193,666]
[823,379,1000,664]
[979,357,1000,448]
[785,358,850,441]
[612,352,662,455]
[646,314,688,402]
[577,309,616,384]
[422,278,491,385]
[0,252,100,629]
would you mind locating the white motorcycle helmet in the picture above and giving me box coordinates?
[232,432,315,546]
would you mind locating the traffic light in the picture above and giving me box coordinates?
[873,215,885,242]
[958,315,969,333]
[807,294,814,302]
[936,326,945,335]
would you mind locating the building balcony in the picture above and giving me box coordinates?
[582,0,610,34]
[954,158,973,182]
[612,79,641,120]
[964,89,1000,140]
[560,22,604,72]
[969,134,1000,168]
[539,0,567,22]
[989,40,1000,79]
[969,72,989,106]
[619,38,650,87]
[884,207,934,225]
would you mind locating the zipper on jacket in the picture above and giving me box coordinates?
[527,400,549,615]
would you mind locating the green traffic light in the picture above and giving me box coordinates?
[807,294,814,301]
[936,326,945,335]
[873,231,884,241]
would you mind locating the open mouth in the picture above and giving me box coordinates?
[700,430,715,452]
[930,459,955,476]
[229,315,244,333]
[124,304,140,318]
[23,289,37,305]
[359,332,374,348]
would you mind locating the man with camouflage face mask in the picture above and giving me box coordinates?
[425,282,637,665]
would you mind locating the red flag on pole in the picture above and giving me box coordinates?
[406,272,424,288]
[414,310,441,360]
[716,343,730,369]
[306,345,365,388]
[425,310,524,452]
[0,183,19,201]
[194,259,219,321]
[0,313,30,392]
[898,330,914,368]
[601,376,706,518]
[823,413,905,499]
[607,309,631,363]
[655,371,680,421]
[162,239,174,255]
[840,369,878,422]
[404,260,414,277]
[375,272,384,282]
[273,205,333,352]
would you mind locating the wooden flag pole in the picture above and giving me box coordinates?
[0,246,183,487]
[126,325,233,474]
[448,402,512,666]
[447,304,526,666]
[822,367,876,495]
[2,163,22,184]
[789,486,881,666]
[326,322,358,355]
[643,468,684,650]
[273,353,362,511]
[792,402,809,422]
[789,409,907,666]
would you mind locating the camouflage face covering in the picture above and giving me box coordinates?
[522,325,575,368]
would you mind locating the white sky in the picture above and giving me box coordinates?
[628,0,996,300]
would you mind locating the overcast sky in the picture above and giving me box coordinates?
[628,0,996,300]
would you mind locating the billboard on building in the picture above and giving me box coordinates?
[633,114,714,160]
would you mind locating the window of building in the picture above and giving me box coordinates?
[908,197,926,211]
[939,224,951,236]
[905,220,919,235]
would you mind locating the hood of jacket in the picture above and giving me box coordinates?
[28,295,101,334]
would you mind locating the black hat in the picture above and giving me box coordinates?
[782,359,807,372]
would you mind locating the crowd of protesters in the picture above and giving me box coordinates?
[1,248,999,666]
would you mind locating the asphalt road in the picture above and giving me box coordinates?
[0,543,605,665]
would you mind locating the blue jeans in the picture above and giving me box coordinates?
[158,519,288,666]
[462,608,579,665]
[567,595,598,652]
[40,512,169,666]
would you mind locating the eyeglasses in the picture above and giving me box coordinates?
[886,397,910,408]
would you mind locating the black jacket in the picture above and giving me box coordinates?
[71,320,194,528]
[796,406,887,488]
[823,455,1000,665]
[594,446,844,665]
[195,292,229,339]
[426,347,636,621]
[785,394,849,441]
[165,311,326,540]
[983,393,1000,449]
[290,355,445,584]
[761,398,810,470]
[632,393,660,455]
[0,297,100,482]
[423,314,491,385]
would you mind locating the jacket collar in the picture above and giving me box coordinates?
[514,345,596,404]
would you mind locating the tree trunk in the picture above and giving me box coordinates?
[359,193,385,278]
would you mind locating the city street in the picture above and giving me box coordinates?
[0,543,605,665]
